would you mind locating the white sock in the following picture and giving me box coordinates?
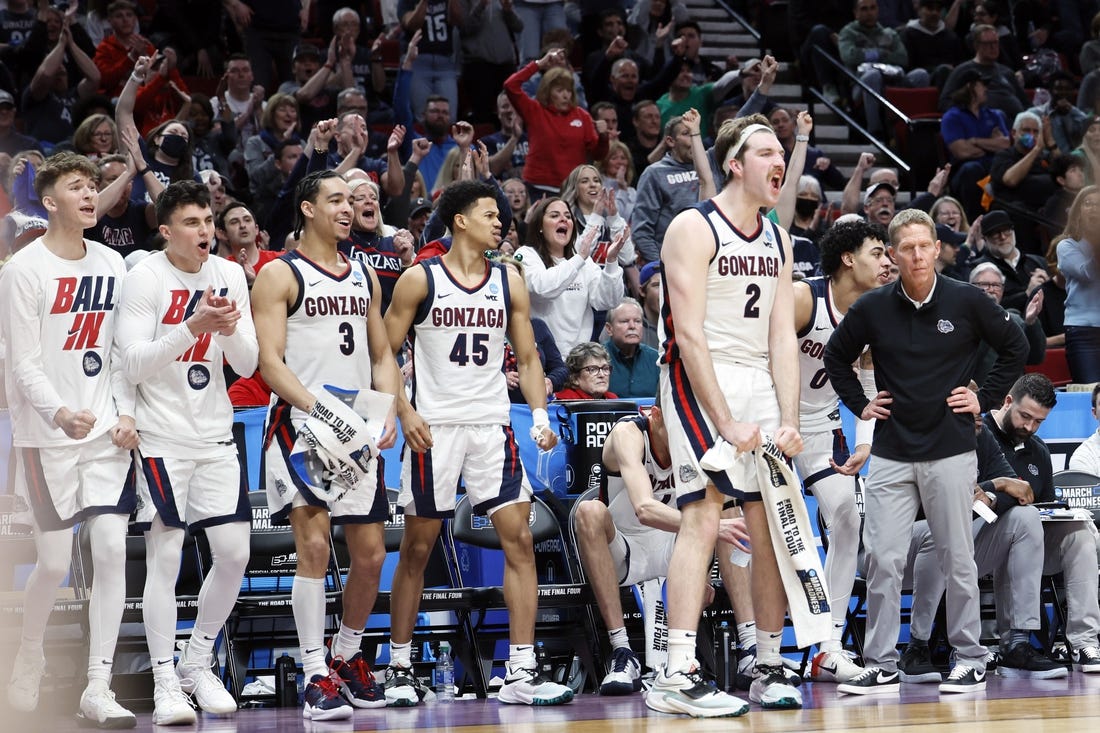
[389,641,412,668]
[291,575,328,680]
[508,644,536,671]
[820,622,845,653]
[332,622,366,661]
[756,629,783,667]
[152,657,176,684]
[736,621,756,650]
[608,627,630,651]
[666,629,697,674]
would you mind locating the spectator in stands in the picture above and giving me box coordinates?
[555,341,618,400]
[583,9,645,91]
[483,92,529,180]
[211,54,265,153]
[1036,237,1066,348]
[838,0,930,138]
[969,262,1046,382]
[941,68,1011,220]
[22,16,100,148]
[513,0,567,64]
[626,0,687,73]
[129,47,193,136]
[223,0,304,93]
[627,100,663,186]
[93,0,153,99]
[656,58,742,138]
[517,196,625,355]
[278,41,338,133]
[631,111,704,264]
[182,92,236,178]
[966,2,1024,71]
[406,195,432,245]
[393,33,458,193]
[460,0,523,125]
[0,90,38,156]
[147,0,225,78]
[931,194,977,277]
[1031,73,1089,157]
[497,254,568,401]
[598,140,637,223]
[638,260,660,349]
[1041,154,1086,237]
[3,2,89,95]
[722,57,779,118]
[972,209,1050,312]
[506,48,609,200]
[521,29,588,110]
[335,88,388,159]
[790,175,831,244]
[72,113,119,161]
[217,199,278,292]
[942,24,1030,118]
[199,170,230,221]
[591,102,620,141]
[0,152,45,256]
[560,163,638,294]
[792,0,854,102]
[602,298,658,398]
[243,92,301,182]
[1055,185,1100,383]
[398,0,461,117]
[1069,384,1100,474]
[250,138,302,226]
[0,0,35,53]
[330,7,391,124]
[863,180,896,228]
[85,153,158,259]
[671,20,722,85]
[320,111,404,197]
[900,0,963,88]
[990,111,1058,252]
[1083,11,1100,76]
[984,374,1100,674]
[502,176,528,225]
[769,106,846,192]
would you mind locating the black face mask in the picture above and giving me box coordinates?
[795,198,819,218]
[159,133,188,159]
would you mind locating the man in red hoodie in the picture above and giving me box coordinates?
[93,1,155,98]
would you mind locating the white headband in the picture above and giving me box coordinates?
[722,123,773,171]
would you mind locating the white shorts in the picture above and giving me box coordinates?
[660,361,779,506]
[792,426,851,494]
[135,449,249,532]
[400,424,531,518]
[16,432,135,531]
[610,527,676,586]
[265,400,388,525]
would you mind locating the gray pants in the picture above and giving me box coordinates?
[908,506,1043,643]
[1042,521,1100,650]
[863,454,986,672]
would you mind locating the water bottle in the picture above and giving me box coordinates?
[434,643,455,703]
[275,652,298,707]
[536,641,552,679]
[720,621,731,691]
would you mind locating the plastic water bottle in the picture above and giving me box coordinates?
[536,641,552,678]
[434,643,455,703]
[720,621,731,691]
[275,652,298,707]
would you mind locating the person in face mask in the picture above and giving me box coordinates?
[989,110,1058,254]
[790,174,833,244]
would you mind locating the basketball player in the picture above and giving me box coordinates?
[0,152,137,728]
[793,220,891,683]
[382,179,573,707]
[114,181,257,723]
[251,170,417,721]
[645,114,806,718]
[573,405,751,695]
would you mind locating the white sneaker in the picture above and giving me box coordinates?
[497,663,574,705]
[176,643,237,714]
[1074,646,1100,673]
[749,664,802,709]
[809,650,865,683]
[78,685,137,729]
[7,645,45,713]
[599,647,642,695]
[152,676,197,726]
[645,665,749,718]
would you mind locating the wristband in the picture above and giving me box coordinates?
[130,72,144,84]
[985,490,998,505]
[135,167,150,177]
[314,146,327,155]
[529,408,550,441]
[795,134,810,142]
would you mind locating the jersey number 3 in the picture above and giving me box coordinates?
[450,332,489,366]
[338,322,355,355]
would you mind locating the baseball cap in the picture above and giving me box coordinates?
[956,67,993,87]
[410,197,432,217]
[640,261,661,287]
[0,90,15,108]
[864,181,896,201]
[935,223,966,247]
[293,43,322,62]
[980,210,1013,236]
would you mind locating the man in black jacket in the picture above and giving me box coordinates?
[824,208,1027,696]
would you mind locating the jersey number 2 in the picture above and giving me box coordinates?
[449,333,489,366]
[744,284,761,318]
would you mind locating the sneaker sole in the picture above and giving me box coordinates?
[836,683,900,696]
[997,667,1068,680]
[938,682,987,693]
[645,691,749,718]
[754,696,802,709]
[599,680,642,695]
[1076,663,1100,673]
[899,670,944,684]
[149,709,196,726]
[302,703,353,721]
[385,695,421,707]
[77,713,138,730]
[497,688,574,705]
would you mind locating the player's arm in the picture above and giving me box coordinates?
[792,277,813,334]
[662,211,757,451]
[1,265,69,428]
[363,267,417,451]
[383,264,433,451]
[767,228,802,456]
[213,266,259,378]
[505,267,557,450]
[604,421,681,533]
[251,260,317,413]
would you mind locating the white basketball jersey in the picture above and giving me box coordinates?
[605,414,675,534]
[660,203,785,370]
[281,251,374,419]
[798,277,844,432]
[0,238,125,448]
[411,258,510,426]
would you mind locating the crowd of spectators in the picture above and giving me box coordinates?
[1,0,1100,390]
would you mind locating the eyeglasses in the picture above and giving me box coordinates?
[985,228,1013,240]
[581,364,612,376]
[973,281,1004,291]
